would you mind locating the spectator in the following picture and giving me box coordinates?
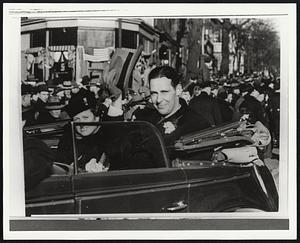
[56,92,109,172]
[22,107,54,191]
[239,83,267,125]
[89,79,101,100]
[31,84,50,124]
[189,81,223,127]
[21,83,36,126]
[216,88,234,123]
[36,96,69,124]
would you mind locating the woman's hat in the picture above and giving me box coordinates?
[21,83,33,95]
[45,96,65,110]
[65,94,96,118]
[81,75,90,86]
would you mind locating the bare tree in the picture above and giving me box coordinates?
[185,18,203,82]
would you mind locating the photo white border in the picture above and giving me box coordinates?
[3,3,297,240]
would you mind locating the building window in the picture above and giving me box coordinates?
[115,29,137,49]
[49,27,77,46]
[30,29,46,48]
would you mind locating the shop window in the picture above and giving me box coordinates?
[49,28,77,46]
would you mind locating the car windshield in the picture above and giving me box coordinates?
[71,121,170,173]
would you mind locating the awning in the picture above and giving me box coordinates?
[48,45,75,52]
[25,45,76,54]
[25,47,44,54]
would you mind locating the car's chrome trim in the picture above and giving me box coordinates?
[74,181,189,199]
[187,173,251,188]
[26,199,75,208]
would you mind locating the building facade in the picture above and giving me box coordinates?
[21,18,160,83]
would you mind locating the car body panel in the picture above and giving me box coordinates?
[25,175,74,215]
[74,168,188,213]
[24,121,279,214]
[182,165,277,212]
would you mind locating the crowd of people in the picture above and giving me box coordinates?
[21,65,280,190]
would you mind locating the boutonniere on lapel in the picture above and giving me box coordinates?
[163,121,176,134]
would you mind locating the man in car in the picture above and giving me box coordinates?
[56,92,109,173]
[141,66,210,147]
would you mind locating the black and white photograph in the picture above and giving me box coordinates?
[3,3,297,240]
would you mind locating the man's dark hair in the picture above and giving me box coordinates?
[148,66,180,88]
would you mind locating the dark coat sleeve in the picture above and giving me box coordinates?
[23,137,54,191]
[212,97,223,126]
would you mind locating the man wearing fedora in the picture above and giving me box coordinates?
[239,83,267,125]
[21,83,36,126]
[36,96,69,124]
[33,83,50,115]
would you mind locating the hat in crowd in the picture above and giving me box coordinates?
[72,82,80,89]
[37,84,49,93]
[230,79,241,87]
[217,87,227,100]
[53,87,65,96]
[21,83,32,96]
[217,86,226,95]
[203,54,212,63]
[65,94,96,118]
[198,81,211,89]
[63,80,73,90]
[210,81,218,88]
[81,75,90,86]
[88,79,101,87]
[240,83,254,93]
[45,96,65,110]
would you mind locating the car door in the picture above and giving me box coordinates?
[24,122,75,216]
[182,163,278,212]
[72,121,189,213]
[172,122,278,212]
[73,167,188,213]
[25,174,74,216]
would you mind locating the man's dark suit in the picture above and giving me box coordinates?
[189,92,223,127]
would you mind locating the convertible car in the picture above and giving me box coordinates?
[23,120,278,215]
